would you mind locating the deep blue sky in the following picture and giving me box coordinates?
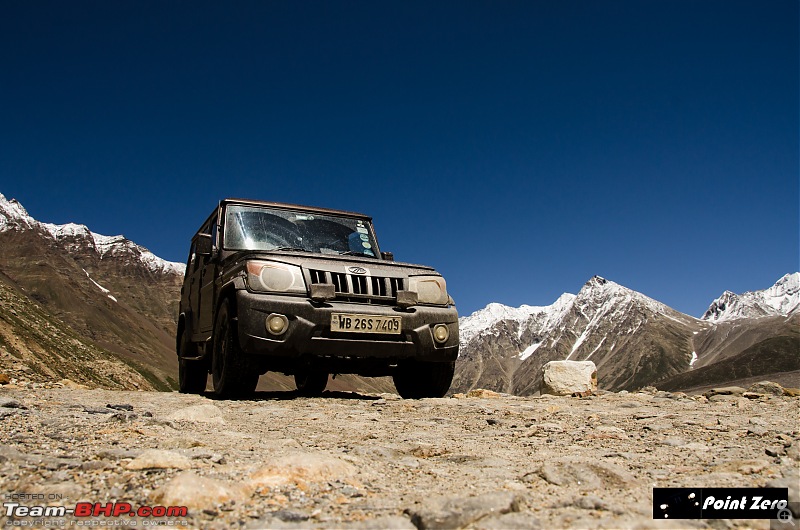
[1,1,797,318]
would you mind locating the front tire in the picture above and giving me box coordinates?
[294,371,328,397]
[393,361,455,399]
[178,329,207,394]
[211,299,259,399]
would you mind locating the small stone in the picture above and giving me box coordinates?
[405,491,520,530]
[466,389,501,398]
[58,379,90,389]
[747,381,784,396]
[272,509,310,522]
[125,449,193,470]
[707,394,738,403]
[0,397,26,409]
[167,403,225,424]
[747,426,768,437]
[106,403,134,411]
[536,457,637,489]
[783,387,800,397]
[0,374,10,385]
[83,406,114,414]
[743,392,764,400]
[152,471,251,511]
[704,386,746,397]
[765,446,785,457]
[250,452,357,489]
[766,467,800,517]
[589,426,627,440]
[80,461,108,471]
[712,459,771,475]
[573,494,611,511]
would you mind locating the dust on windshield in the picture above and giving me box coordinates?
[222,204,378,257]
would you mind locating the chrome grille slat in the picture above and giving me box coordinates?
[308,268,402,305]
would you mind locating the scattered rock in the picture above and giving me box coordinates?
[747,381,784,396]
[250,452,357,489]
[712,459,772,475]
[466,389,501,398]
[766,466,800,517]
[0,374,10,385]
[125,449,193,470]
[0,384,797,528]
[58,379,90,389]
[0,397,26,408]
[106,403,134,411]
[541,360,597,396]
[405,491,520,530]
[166,403,225,424]
[533,457,637,490]
[783,387,800,397]
[151,471,251,511]
[704,386,746,397]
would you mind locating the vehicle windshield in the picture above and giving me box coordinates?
[222,204,379,258]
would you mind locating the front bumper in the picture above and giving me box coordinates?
[235,290,459,363]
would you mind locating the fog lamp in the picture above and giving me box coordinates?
[433,324,450,344]
[266,313,289,336]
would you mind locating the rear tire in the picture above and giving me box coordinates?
[393,361,455,399]
[211,299,259,399]
[294,371,328,397]
[178,329,207,394]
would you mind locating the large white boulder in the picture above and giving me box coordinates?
[541,361,597,396]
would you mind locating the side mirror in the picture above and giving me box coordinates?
[196,233,213,257]
[381,251,394,261]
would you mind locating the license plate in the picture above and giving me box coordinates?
[331,313,402,334]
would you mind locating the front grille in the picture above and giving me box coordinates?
[308,269,404,304]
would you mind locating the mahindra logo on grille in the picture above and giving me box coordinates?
[348,267,367,275]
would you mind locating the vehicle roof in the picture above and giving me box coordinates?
[220,198,372,220]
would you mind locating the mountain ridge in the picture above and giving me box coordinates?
[454,273,799,395]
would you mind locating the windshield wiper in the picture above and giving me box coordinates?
[337,250,377,258]
[271,247,311,252]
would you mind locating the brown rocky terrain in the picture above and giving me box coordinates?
[0,382,797,529]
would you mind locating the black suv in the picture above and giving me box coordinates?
[177,198,459,399]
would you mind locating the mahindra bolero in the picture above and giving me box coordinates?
[177,198,458,399]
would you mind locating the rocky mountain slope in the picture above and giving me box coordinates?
[0,193,185,390]
[454,274,800,395]
[0,384,797,529]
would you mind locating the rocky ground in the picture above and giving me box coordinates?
[0,383,798,530]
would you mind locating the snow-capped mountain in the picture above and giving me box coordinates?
[453,276,705,394]
[454,274,799,394]
[0,192,185,390]
[702,273,800,322]
[0,193,185,276]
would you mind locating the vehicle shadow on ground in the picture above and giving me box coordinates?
[204,390,382,401]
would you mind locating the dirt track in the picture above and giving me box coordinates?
[0,385,798,529]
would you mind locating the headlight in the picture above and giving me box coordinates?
[246,261,306,294]
[408,275,449,305]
